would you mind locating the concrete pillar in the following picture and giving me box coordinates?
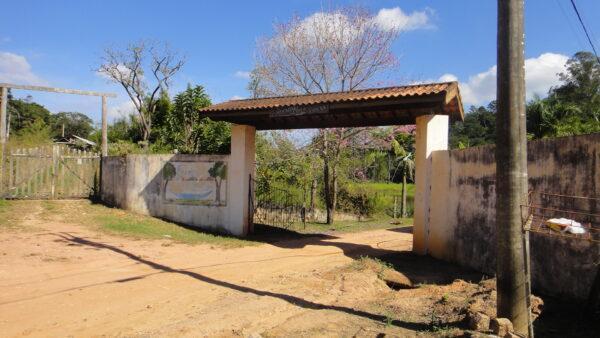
[229,124,256,236]
[413,114,449,255]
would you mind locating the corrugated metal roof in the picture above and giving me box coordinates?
[201,82,459,112]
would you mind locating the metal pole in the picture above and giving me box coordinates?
[101,95,108,157]
[496,0,531,336]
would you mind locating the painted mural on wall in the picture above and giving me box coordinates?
[161,161,227,206]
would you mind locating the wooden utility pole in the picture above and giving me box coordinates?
[496,0,531,337]
[0,87,7,144]
[0,86,7,193]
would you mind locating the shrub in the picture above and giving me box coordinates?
[336,187,376,219]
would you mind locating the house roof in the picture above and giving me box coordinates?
[199,81,464,130]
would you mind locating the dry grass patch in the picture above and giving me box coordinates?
[40,200,258,248]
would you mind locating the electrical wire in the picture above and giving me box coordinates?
[555,0,587,51]
[569,0,600,64]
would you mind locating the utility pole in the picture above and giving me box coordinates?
[496,0,531,337]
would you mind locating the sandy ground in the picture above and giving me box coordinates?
[3,201,595,337]
[1,201,432,337]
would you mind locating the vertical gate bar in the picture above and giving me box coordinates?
[32,147,38,197]
[61,148,66,198]
[26,148,32,197]
[8,148,13,194]
[15,148,20,197]
[44,146,50,198]
[51,144,57,199]
[77,149,83,197]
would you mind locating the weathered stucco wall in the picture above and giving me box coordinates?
[429,133,599,300]
[101,154,239,235]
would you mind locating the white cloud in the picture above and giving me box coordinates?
[438,73,458,82]
[0,37,11,44]
[96,64,135,81]
[234,71,250,79]
[281,7,432,49]
[107,100,136,119]
[0,51,46,85]
[372,7,433,32]
[230,95,245,100]
[444,53,569,106]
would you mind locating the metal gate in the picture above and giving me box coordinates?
[250,178,305,229]
[0,144,100,199]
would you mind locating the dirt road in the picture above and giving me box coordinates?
[0,203,421,337]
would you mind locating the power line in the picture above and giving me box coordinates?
[555,0,587,51]
[569,0,600,64]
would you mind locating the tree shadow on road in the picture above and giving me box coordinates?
[252,223,486,285]
[48,232,436,332]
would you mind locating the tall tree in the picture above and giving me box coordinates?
[7,95,52,137]
[50,112,94,138]
[250,7,400,223]
[169,85,230,154]
[97,41,185,145]
[450,102,497,148]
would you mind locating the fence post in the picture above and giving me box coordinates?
[51,144,59,199]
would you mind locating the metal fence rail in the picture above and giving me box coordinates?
[250,178,305,229]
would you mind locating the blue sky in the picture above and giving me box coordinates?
[1,0,599,125]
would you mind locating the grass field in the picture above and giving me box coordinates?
[348,181,415,196]
[292,215,412,234]
[2,197,412,246]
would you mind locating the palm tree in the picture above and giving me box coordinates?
[397,153,415,218]
[391,138,415,218]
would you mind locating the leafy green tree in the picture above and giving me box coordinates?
[49,112,94,138]
[151,91,172,144]
[527,51,600,138]
[168,85,230,154]
[7,95,52,136]
[10,119,53,147]
[450,102,496,148]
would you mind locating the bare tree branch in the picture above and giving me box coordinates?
[97,40,185,144]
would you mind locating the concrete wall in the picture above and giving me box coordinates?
[101,154,240,235]
[429,133,599,300]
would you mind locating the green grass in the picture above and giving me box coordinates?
[348,181,415,196]
[0,199,12,226]
[45,200,258,248]
[0,199,42,231]
[292,214,412,234]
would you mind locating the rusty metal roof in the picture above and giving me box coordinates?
[200,81,463,130]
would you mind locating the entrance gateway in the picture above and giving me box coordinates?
[200,81,464,255]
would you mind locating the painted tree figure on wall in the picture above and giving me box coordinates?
[162,162,176,200]
[208,161,227,205]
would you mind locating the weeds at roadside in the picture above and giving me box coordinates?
[44,200,258,248]
[350,255,395,280]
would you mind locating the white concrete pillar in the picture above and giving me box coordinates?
[229,124,256,236]
[413,114,449,255]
